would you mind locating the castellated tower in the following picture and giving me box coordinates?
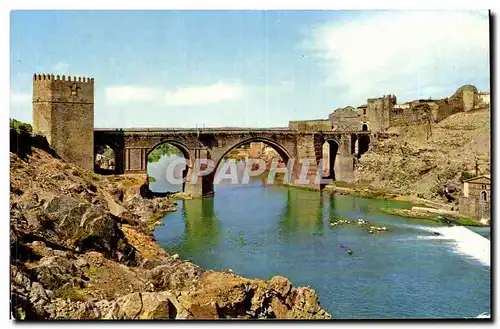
[32,74,94,170]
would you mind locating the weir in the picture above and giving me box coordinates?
[426,226,490,266]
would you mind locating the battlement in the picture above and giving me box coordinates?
[32,73,94,171]
[33,72,94,104]
[33,73,94,83]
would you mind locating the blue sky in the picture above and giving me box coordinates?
[10,10,490,128]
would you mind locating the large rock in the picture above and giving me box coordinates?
[101,291,186,320]
[42,195,122,253]
[269,275,292,296]
[11,267,48,319]
[102,190,137,224]
[31,256,86,291]
[148,261,204,291]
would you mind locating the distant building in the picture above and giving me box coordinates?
[459,175,490,225]
[477,91,490,108]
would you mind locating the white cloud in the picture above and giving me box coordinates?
[49,62,88,78]
[164,82,246,107]
[105,86,162,104]
[304,11,490,104]
[10,92,31,105]
[105,82,247,107]
[10,92,32,123]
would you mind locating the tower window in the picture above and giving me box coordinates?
[70,84,81,96]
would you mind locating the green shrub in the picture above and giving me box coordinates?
[460,171,475,182]
[455,217,483,227]
[54,285,86,302]
[10,118,32,133]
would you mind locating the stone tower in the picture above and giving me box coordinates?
[32,74,94,170]
[366,94,396,134]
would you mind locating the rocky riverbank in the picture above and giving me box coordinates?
[322,182,483,227]
[10,134,331,320]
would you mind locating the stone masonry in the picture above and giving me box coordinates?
[32,74,94,170]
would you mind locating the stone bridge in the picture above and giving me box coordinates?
[31,73,372,198]
[94,127,371,197]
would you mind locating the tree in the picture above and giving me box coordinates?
[148,143,183,163]
[10,118,32,133]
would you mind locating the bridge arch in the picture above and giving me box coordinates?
[146,139,193,193]
[147,139,193,162]
[93,131,125,174]
[215,136,291,166]
[321,138,340,180]
[210,136,292,188]
[94,144,117,175]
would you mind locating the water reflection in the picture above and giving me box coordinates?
[181,197,221,253]
[150,155,286,194]
[278,189,325,239]
[148,154,185,193]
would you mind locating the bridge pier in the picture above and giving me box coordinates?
[184,148,214,198]
[335,135,355,183]
[287,133,355,191]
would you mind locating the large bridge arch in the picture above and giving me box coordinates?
[212,136,292,170]
[207,136,293,191]
[94,130,125,174]
[146,139,194,193]
[146,139,194,164]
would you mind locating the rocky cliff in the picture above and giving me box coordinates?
[10,133,331,320]
[354,107,490,203]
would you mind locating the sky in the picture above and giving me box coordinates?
[10,10,490,128]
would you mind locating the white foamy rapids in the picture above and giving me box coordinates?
[475,312,490,318]
[422,226,490,267]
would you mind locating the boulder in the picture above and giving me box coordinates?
[138,292,172,319]
[116,292,143,319]
[269,276,292,296]
[102,190,137,224]
[270,296,289,318]
[148,262,204,291]
[31,256,86,291]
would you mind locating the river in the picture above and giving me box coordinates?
[149,156,491,319]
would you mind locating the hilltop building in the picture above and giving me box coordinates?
[458,175,491,225]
